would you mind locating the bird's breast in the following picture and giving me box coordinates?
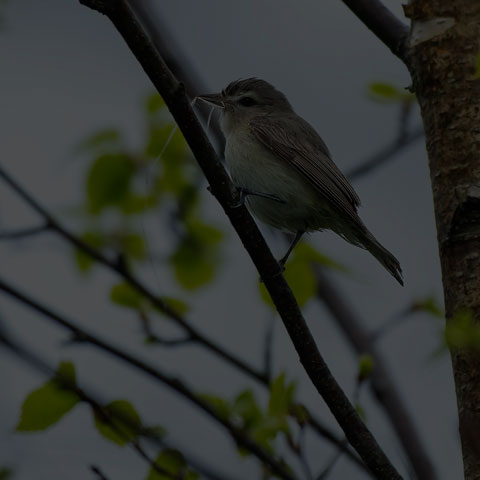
[224,130,331,232]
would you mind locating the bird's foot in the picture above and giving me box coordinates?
[231,187,286,208]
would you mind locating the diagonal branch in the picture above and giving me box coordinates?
[339,0,410,64]
[121,5,426,477]
[313,268,436,480]
[77,1,402,477]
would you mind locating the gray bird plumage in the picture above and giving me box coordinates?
[199,78,403,285]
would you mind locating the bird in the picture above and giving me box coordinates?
[198,78,403,285]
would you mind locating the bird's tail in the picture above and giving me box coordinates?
[360,231,403,286]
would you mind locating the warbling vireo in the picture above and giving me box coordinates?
[199,78,403,285]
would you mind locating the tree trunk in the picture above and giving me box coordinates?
[405,1,480,478]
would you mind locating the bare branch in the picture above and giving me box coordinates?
[77,1,402,477]
[339,0,410,64]
[313,267,436,480]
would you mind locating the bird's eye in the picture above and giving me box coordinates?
[238,96,257,107]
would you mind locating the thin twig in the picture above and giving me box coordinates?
[305,412,369,474]
[316,449,345,480]
[77,2,402,477]
[0,223,51,240]
[139,311,195,346]
[297,427,314,480]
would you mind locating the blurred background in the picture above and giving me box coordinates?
[0,1,458,479]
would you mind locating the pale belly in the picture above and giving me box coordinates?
[225,133,335,233]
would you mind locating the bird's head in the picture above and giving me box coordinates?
[198,78,293,134]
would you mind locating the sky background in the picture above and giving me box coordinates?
[0,1,459,479]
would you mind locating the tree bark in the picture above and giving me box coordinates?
[405,1,480,478]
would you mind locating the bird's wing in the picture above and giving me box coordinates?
[249,114,361,220]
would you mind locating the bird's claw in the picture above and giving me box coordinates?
[231,187,286,208]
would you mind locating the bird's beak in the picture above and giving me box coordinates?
[197,93,225,108]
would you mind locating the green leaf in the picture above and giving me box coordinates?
[170,240,215,290]
[290,403,310,426]
[156,161,186,195]
[474,52,480,80]
[355,403,366,422]
[445,311,480,350]
[118,233,146,260]
[283,258,316,307]
[110,282,144,310]
[268,373,296,418]
[179,183,199,206]
[233,390,262,429]
[357,354,375,382]
[143,425,167,440]
[260,260,316,308]
[169,221,224,291]
[57,362,76,384]
[93,400,141,446]
[78,128,123,153]
[74,231,104,273]
[369,82,399,99]
[87,153,135,214]
[258,282,275,308]
[259,243,345,308]
[411,296,444,318]
[146,94,166,115]
[293,243,347,272]
[17,362,79,432]
[161,297,190,315]
[0,467,13,480]
[198,394,232,420]
[187,218,224,246]
[119,192,158,215]
[251,416,286,452]
[368,82,414,103]
[147,449,199,480]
